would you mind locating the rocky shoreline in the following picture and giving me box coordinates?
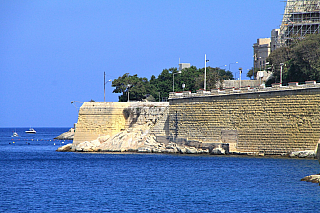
[56,129,318,158]
[54,128,74,140]
[55,124,319,158]
[56,127,320,185]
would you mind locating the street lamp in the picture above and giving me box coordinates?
[104,72,112,102]
[229,62,238,79]
[280,63,284,85]
[173,71,182,92]
[239,67,242,90]
[71,101,84,112]
[127,84,132,102]
[204,54,209,90]
[259,57,262,72]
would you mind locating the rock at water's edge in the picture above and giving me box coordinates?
[56,143,73,152]
[289,150,316,158]
[301,175,320,184]
[211,147,226,155]
[54,128,74,140]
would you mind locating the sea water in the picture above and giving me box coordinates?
[0,128,319,212]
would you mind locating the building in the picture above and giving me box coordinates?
[179,63,190,71]
[252,0,320,81]
[271,29,281,52]
[253,38,271,72]
[279,0,320,46]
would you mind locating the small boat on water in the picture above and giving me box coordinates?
[12,131,19,137]
[25,128,36,134]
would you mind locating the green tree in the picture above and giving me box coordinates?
[178,66,203,92]
[246,67,260,80]
[266,34,320,85]
[111,66,234,102]
[112,73,151,102]
[194,67,233,90]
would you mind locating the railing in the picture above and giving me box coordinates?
[169,81,320,99]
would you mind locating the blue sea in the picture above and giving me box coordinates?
[0,128,319,212]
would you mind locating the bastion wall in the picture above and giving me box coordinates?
[169,87,320,154]
[73,84,320,155]
[73,102,169,145]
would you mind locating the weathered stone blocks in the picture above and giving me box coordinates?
[169,87,320,155]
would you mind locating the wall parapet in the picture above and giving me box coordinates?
[169,81,320,100]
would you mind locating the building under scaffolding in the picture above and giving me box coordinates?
[278,0,320,47]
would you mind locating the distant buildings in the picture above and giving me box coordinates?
[253,0,320,80]
[279,0,320,47]
[271,29,281,52]
[253,38,271,72]
[179,63,190,71]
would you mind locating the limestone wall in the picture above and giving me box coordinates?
[169,87,320,154]
[73,102,169,145]
[223,80,260,88]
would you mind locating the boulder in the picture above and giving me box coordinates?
[56,143,72,152]
[289,150,316,158]
[211,147,226,155]
[137,146,152,153]
[54,128,75,140]
[185,147,198,154]
[301,175,320,184]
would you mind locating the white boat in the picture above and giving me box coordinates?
[12,131,19,137]
[25,128,36,134]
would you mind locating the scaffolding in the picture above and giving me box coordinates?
[279,0,320,46]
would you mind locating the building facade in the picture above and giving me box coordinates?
[253,38,271,72]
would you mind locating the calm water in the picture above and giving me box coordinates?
[0,128,319,212]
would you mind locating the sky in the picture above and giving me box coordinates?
[0,0,286,127]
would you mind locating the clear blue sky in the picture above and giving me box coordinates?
[0,0,285,127]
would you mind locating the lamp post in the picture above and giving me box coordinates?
[173,71,182,92]
[104,72,112,102]
[204,54,209,90]
[127,84,131,102]
[259,57,262,72]
[71,101,84,113]
[229,62,238,79]
[239,67,242,90]
[280,63,284,85]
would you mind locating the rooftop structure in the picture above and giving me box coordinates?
[179,63,190,71]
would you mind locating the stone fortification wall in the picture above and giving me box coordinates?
[223,80,260,89]
[73,102,169,146]
[169,87,320,155]
[73,102,130,145]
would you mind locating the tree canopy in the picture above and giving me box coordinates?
[266,34,320,85]
[111,66,233,102]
